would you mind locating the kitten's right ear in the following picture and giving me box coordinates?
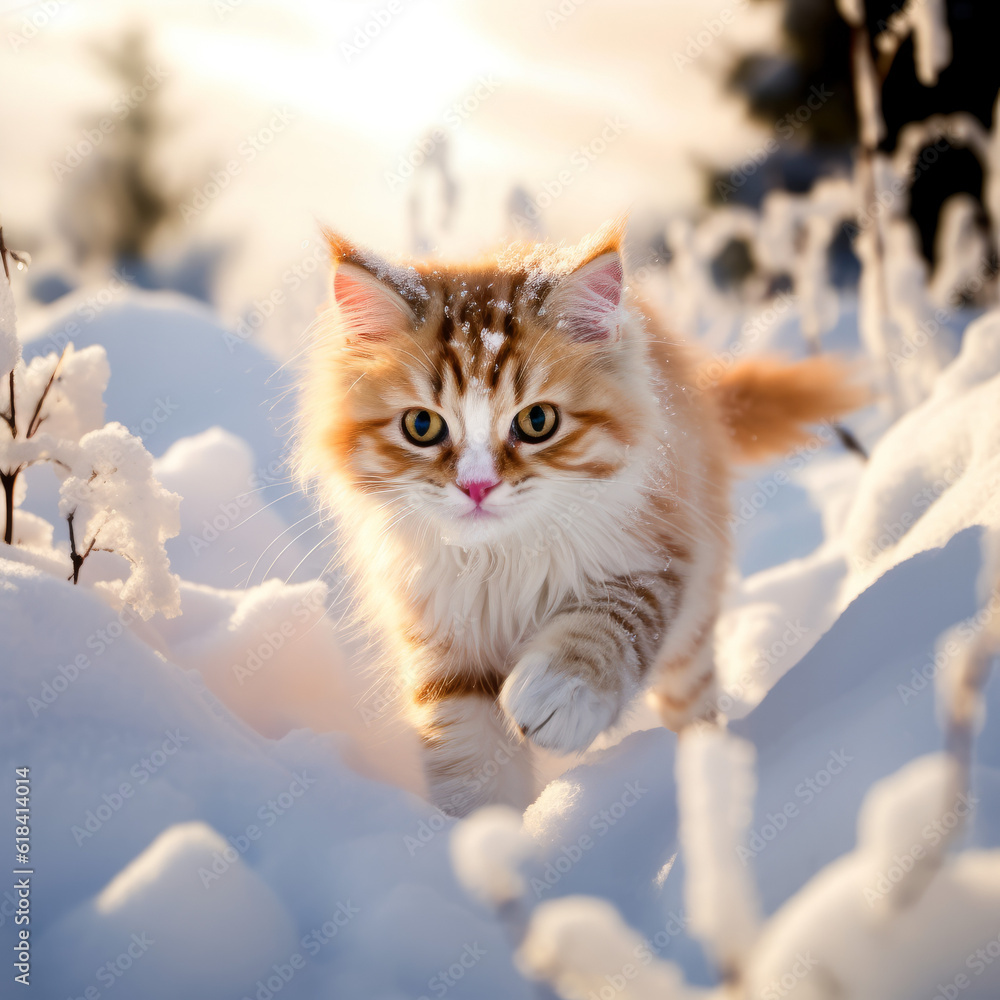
[324,229,425,340]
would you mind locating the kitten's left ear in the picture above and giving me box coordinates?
[323,228,427,340]
[545,250,625,343]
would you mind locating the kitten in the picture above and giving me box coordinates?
[295,222,863,816]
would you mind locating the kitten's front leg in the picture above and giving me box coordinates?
[500,571,683,753]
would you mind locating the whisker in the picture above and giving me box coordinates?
[244,511,324,586]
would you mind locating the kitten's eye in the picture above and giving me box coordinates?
[402,408,447,446]
[513,403,559,443]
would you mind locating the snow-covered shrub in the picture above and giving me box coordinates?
[1,237,180,618]
[517,523,1000,1000]
[58,423,181,618]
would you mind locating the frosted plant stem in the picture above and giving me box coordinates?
[2,369,14,435]
[25,345,68,439]
[851,24,891,369]
[0,227,9,281]
[944,577,1000,798]
[66,510,96,585]
[1,469,14,545]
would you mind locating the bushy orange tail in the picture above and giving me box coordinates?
[705,355,869,462]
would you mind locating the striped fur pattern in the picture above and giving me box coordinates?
[295,223,860,816]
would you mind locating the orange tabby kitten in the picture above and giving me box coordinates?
[296,223,863,816]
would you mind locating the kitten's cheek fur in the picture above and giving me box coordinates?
[500,651,618,753]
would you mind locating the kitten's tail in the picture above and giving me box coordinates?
[703,355,869,463]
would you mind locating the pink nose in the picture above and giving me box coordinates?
[459,479,500,505]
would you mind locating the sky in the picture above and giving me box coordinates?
[0,0,784,342]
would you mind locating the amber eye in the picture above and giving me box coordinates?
[402,408,447,446]
[513,403,559,443]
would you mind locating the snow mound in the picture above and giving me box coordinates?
[744,757,1000,1000]
[717,309,1000,714]
[37,821,299,1000]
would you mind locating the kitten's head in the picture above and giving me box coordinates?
[297,224,658,546]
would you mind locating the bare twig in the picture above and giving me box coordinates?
[1,468,17,545]
[0,227,31,278]
[0,227,9,281]
[835,423,868,460]
[66,510,97,584]
[1,369,14,437]
[25,345,68,439]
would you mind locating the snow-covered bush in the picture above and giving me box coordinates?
[0,232,180,618]
[655,1,997,422]
[517,537,1000,998]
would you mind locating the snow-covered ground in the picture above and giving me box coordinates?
[3,1,1000,996]
[2,277,998,998]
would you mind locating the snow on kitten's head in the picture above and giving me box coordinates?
[296,223,659,547]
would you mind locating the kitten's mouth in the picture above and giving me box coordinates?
[462,505,498,520]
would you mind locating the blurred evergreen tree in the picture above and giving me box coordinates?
[56,26,180,268]
[713,0,1000,264]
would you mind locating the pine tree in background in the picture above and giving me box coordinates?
[716,0,1000,267]
[55,26,180,269]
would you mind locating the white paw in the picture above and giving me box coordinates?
[500,651,616,753]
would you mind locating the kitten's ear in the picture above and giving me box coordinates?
[324,229,425,340]
[545,251,624,343]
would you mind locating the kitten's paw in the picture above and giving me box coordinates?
[500,651,616,754]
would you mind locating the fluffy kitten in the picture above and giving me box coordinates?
[296,223,863,816]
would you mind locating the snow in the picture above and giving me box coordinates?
[450,806,535,906]
[39,822,300,1000]
[906,0,953,87]
[675,727,760,972]
[59,423,182,619]
[4,11,1000,981]
[517,895,699,1000]
[2,273,999,995]
[742,760,1000,1000]
[0,343,109,447]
